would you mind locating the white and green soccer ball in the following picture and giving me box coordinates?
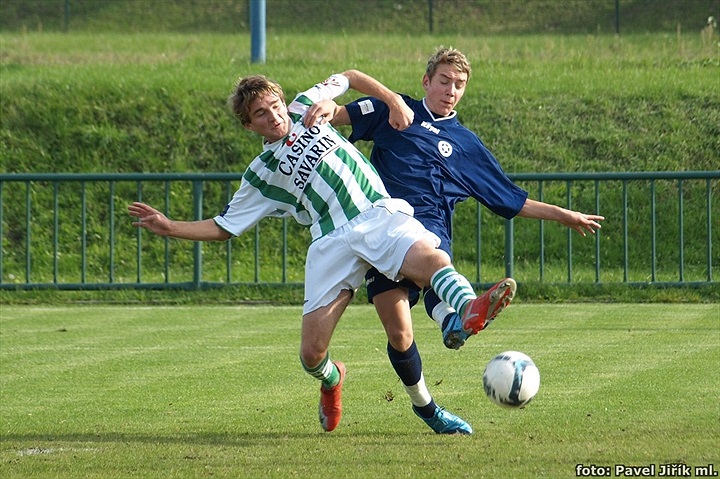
[482,351,540,408]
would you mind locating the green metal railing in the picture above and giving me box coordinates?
[0,171,717,290]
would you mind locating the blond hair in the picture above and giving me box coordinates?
[227,75,285,125]
[425,47,472,81]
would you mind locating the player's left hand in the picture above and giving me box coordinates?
[563,212,605,236]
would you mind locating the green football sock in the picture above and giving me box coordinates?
[430,266,477,317]
[301,352,339,389]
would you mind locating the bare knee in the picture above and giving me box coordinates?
[299,346,326,369]
[386,328,414,352]
[299,324,332,368]
[373,288,415,352]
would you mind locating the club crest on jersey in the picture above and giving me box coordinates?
[285,132,298,146]
[438,140,453,157]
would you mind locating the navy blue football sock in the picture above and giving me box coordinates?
[423,287,442,319]
[387,341,438,418]
[387,341,422,385]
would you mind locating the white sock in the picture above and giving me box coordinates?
[403,373,433,408]
[431,302,455,329]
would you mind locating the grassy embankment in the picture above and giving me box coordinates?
[1,31,718,303]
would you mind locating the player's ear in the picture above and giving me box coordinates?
[422,74,431,91]
[242,120,256,133]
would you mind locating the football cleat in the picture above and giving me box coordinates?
[441,312,469,350]
[461,278,516,335]
[318,361,346,432]
[414,406,473,435]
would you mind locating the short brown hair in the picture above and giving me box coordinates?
[227,75,285,125]
[425,47,472,81]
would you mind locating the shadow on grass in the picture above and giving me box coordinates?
[1,428,445,448]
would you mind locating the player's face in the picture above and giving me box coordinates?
[422,63,468,117]
[244,93,290,143]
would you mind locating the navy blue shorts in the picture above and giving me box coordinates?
[365,267,422,308]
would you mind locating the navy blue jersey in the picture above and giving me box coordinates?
[346,94,528,255]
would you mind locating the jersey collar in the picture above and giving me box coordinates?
[422,98,458,122]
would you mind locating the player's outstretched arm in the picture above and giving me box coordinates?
[517,198,604,237]
[128,202,231,242]
[306,71,410,130]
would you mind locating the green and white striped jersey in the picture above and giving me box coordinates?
[214,74,389,241]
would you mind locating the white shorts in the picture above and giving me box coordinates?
[303,198,440,315]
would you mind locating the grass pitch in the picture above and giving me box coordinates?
[1,303,718,478]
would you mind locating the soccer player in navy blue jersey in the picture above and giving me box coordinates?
[312,47,604,352]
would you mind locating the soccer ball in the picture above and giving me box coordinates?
[482,351,540,408]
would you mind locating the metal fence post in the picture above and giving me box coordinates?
[504,218,514,279]
[192,180,203,289]
[615,0,620,34]
[250,0,266,64]
[428,0,434,34]
[707,178,713,282]
[64,0,70,32]
[0,181,3,282]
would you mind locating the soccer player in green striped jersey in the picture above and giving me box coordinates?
[129,70,512,434]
